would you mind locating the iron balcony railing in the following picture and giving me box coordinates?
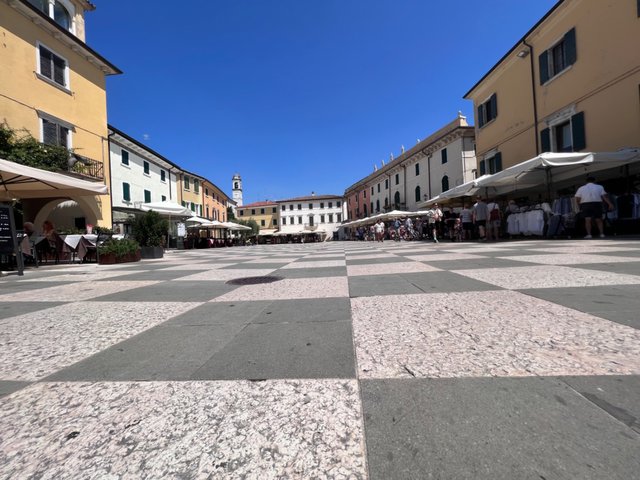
[69,153,104,180]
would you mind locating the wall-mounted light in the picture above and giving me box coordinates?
[517,50,529,58]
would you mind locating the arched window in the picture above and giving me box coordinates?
[234,182,238,189]
[415,186,421,202]
[54,2,71,31]
[29,0,75,33]
[441,175,449,192]
[384,197,389,207]
[28,0,48,14]
[364,204,368,216]
[394,191,400,206]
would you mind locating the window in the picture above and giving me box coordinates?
[234,182,239,189]
[308,215,314,226]
[480,154,503,175]
[371,187,374,195]
[395,173,399,185]
[441,175,449,192]
[273,218,278,226]
[384,198,389,207]
[329,202,333,208]
[298,216,303,224]
[328,213,334,223]
[162,195,167,202]
[363,190,366,198]
[121,150,129,166]
[394,191,401,206]
[320,214,325,223]
[160,170,166,182]
[539,29,576,85]
[53,2,71,30]
[298,204,302,210]
[377,183,380,193]
[371,202,374,213]
[144,189,151,203]
[415,186,421,202]
[143,161,150,175]
[182,201,186,207]
[184,176,190,190]
[337,201,341,207]
[28,0,74,32]
[41,117,70,148]
[282,205,286,211]
[272,207,276,213]
[337,213,341,222]
[309,203,313,209]
[205,188,209,196]
[441,148,448,164]
[260,219,265,227]
[415,163,420,176]
[190,203,196,212]
[289,204,293,210]
[385,179,389,189]
[239,210,244,216]
[194,180,199,194]
[38,45,68,88]
[282,217,287,225]
[541,112,586,153]
[260,208,265,214]
[251,209,256,215]
[477,94,498,128]
[320,202,324,209]
[122,183,131,202]
[376,199,380,212]
[206,206,209,217]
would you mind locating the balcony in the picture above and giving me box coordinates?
[303,223,318,231]
[69,153,104,181]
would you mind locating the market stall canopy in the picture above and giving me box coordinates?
[418,175,493,208]
[0,158,108,200]
[380,210,413,220]
[257,229,278,236]
[140,201,192,217]
[475,149,640,195]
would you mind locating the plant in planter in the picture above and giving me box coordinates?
[132,210,168,259]
[98,238,141,264]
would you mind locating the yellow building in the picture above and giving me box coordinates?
[0,0,121,227]
[177,171,205,217]
[202,179,230,222]
[237,201,279,232]
[464,0,640,175]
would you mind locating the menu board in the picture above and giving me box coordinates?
[0,204,17,255]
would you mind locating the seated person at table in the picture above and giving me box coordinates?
[42,220,56,240]
[23,222,36,237]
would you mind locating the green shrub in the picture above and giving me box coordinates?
[132,210,168,247]
[98,238,139,257]
[0,123,70,171]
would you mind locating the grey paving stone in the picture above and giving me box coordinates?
[164,301,270,326]
[577,262,640,277]
[273,266,347,279]
[558,375,640,434]
[361,377,640,480]
[0,281,73,293]
[0,381,31,398]
[522,285,640,329]
[0,301,64,320]
[89,281,238,302]
[402,271,501,293]
[191,320,355,380]
[252,298,351,324]
[348,275,424,297]
[47,323,247,381]
[420,258,532,270]
[222,262,290,269]
[346,256,407,265]
[99,270,204,281]
[297,255,345,262]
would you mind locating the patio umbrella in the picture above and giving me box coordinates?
[221,221,252,231]
[0,158,108,200]
[185,215,211,224]
[140,201,192,217]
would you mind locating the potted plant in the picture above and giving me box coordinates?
[98,238,141,264]
[132,210,168,259]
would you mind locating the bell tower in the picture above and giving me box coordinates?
[232,173,243,207]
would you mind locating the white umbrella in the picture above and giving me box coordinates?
[140,201,192,217]
[199,220,226,228]
[0,157,108,200]
[380,210,413,220]
[221,221,252,231]
[185,215,211,224]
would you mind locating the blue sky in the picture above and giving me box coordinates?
[88,0,558,204]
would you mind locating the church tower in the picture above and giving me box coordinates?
[232,173,243,207]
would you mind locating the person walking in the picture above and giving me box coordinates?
[429,204,443,243]
[460,204,473,241]
[374,220,385,242]
[486,199,502,241]
[575,176,615,239]
[472,197,488,240]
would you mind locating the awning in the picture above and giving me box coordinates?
[257,229,278,236]
[140,201,192,217]
[185,215,211,224]
[475,149,640,195]
[417,175,493,208]
[221,222,252,231]
[0,157,108,200]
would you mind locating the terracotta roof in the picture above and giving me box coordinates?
[277,194,342,203]
[240,201,278,208]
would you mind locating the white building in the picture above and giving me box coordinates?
[108,126,181,232]
[277,194,345,239]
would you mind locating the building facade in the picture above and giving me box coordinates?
[202,180,229,222]
[237,201,278,231]
[1,0,121,227]
[277,195,345,236]
[232,173,243,208]
[344,114,476,219]
[464,0,640,173]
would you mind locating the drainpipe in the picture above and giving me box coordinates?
[106,131,114,228]
[427,154,432,199]
[523,39,540,155]
[402,165,407,209]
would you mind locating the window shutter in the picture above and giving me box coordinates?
[441,148,448,164]
[42,119,57,145]
[541,128,551,152]
[479,160,486,176]
[123,183,130,201]
[53,55,65,85]
[494,152,502,172]
[571,111,586,151]
[58,126,69,148]
[490,94,498,119]
[539,52,549,84]
[564,28,577,66]
[477,104,485,128]
[39,47,52,79]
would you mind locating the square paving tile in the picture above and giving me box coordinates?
[212,277,349,301]
[361,377,640,480]
[0,380,366,478]
[420,257,534,270]
[348,275,424,298]
[273,266,347,279]
[452,265,640,289]
[0,301,201,381]
[351,290,640,379]
[577,261,640,277]
[400,271,500,293]
[500,254,640,265]
[404,253,487,261]
[347,262,440,276]
[346,256,407,265]
[281,260,346,269]
[173,269,277,282]
[0,380,31,398]
[91,281,238,302]
[0,301,64,320]
[0,281,159,302]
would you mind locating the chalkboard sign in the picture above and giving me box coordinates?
[0,203,23,275]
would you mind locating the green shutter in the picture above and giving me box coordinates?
[564,28,577,66]
[490,94,498,120]
[539,52,549,84]
[441,148,448,164]
[494,152,502,172]
[571,111,586,151]
[123,183,130,201]
[477,104,485,127]
[541,128,551,152]
[479,160,486,176]
[144,190,151,203]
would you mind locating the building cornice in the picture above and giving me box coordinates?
[7,0,122,75]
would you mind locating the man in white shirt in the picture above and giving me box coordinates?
[575,176,614,239]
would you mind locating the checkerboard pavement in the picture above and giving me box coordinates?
[1,239,640,479]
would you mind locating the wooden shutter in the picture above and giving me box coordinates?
[539,51,549,84]
[123,183,130,201]
[53,54,65,85]
[571,112,586,151]
[39,47,52,79]
[144,190,151,203]
[479,160,486,176]
[541,128,551,152]
[564,28,577,66]
[490,94,498,120]
[477,104,485,128]
[494,152,502,172]
[42,119,57,145]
